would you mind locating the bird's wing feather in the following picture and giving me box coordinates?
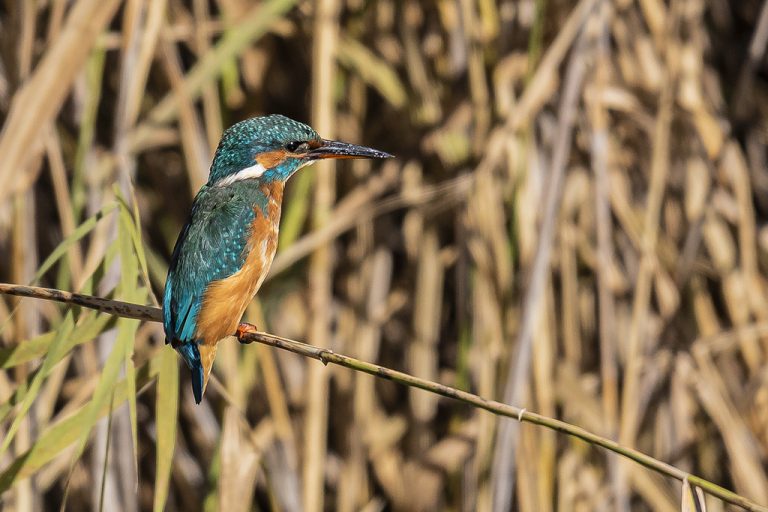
[163,185,261,347]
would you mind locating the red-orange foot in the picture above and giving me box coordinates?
[236,322,258,344]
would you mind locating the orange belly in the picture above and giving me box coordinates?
[194,182,284,390]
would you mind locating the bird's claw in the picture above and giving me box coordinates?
[236,322,258,344]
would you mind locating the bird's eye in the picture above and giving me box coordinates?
[285,141,309,153]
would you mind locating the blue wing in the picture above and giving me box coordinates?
[163,185,262,344]
[162,184,265,401]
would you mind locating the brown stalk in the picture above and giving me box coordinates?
[491,14,592,511]
[303,0,341,509]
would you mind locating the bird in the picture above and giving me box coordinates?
[162,114,392,403]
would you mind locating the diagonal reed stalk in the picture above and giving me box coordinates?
[0,282,766,512]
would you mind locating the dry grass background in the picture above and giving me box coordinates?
[1,0,768,510]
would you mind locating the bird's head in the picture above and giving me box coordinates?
[207,114,392,186]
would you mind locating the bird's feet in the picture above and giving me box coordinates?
[236,322,258,344]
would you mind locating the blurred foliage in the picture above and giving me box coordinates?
[2,0,768,511]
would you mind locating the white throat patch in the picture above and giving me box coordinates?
[216,162,267,187]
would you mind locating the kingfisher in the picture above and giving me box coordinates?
[163,115,392,403]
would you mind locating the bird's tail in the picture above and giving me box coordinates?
[191,364,204,404]
[176,342,205,404]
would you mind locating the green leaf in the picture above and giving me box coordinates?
[32,202,117,285]
[65,317,139,479]
[0,313,111,370]
[0,313,110,423]
[0,204,117,339]
[124,196,151,290]
[0,313,75,457]
[154,347,179,512]
[117,204,143,478]
[0,356,158,493]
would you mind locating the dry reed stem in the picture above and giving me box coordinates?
[0,0,122,201]
[303,0,341,509]
[492,13,591,510]
[619,0,677,453]
[588,3,627,509]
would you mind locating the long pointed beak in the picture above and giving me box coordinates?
[308,139,393,160]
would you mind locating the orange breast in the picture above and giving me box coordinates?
[194,182,284,389]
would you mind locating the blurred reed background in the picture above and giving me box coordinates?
[1,0,768,510]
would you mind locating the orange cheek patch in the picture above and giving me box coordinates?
[255,149,289,169]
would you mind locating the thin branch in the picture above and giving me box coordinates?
[1,282,766,512]
[0,284,161,322]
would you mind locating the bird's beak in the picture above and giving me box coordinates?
[308,139,393,160]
